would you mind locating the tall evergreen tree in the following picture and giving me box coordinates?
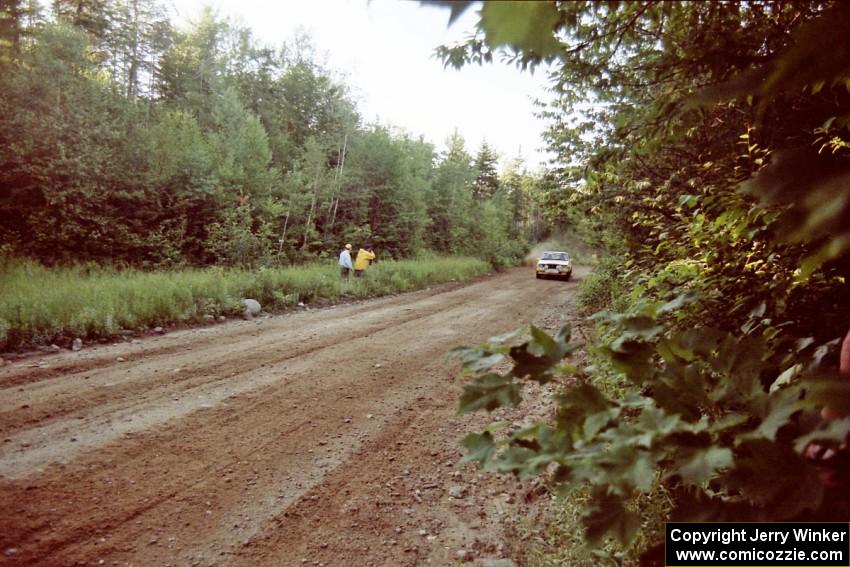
[472,141,499,201]
[0,0,24,63]
[108,0,171,99]
[426,132,475,252]
[51,0,114,59]
[0,0,39,64]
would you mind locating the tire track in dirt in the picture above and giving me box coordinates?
[0,276,500,473]
[0,268,586,566]
[0,277,485,434]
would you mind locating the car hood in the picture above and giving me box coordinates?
[538,259,571,266]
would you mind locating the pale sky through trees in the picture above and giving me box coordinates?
[167,0,554,169]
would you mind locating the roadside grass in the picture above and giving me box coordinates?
[522,481,672,567]
[575,254,630,315]
[0,255,490,351]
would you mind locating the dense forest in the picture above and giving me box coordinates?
[0,0,548,269]
[441,1,850,563]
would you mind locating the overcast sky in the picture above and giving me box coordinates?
[167,0,554,169]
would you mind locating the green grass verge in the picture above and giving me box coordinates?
[521,482,672,567]
[0,255,490,351]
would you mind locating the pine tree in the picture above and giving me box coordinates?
[472,141,499,201]
[0,0,39,64]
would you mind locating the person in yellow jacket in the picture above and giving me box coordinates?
[353,246,376,278]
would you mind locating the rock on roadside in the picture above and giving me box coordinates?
[71,338,83,351]
[242,298,261,319]
[448,485,466,499]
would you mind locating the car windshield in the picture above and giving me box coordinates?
[541,252,568,261]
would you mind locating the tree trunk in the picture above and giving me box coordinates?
[301,169,322,250]
[330,197,340,228]
[278,203,290,255]
[126,0,140,99]
[328,132,347,229]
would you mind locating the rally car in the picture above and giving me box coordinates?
[535,251,572,280]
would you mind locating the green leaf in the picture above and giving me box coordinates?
[745,384,804,441]
[554,324,573,344]
[670,446,734,484]
[460,351,506,374]
[804,373,850,416]
[769,363,802,393]
[657,292,697,314]
[509,343,557,383]
[556,382,610,417]
[652,380,704,423]
[583,490,641,547]
[604,341,657,385]
[503,425,572,477]
[583,409,618,439]
[678,194,699,209]
[727,440,824,517]
[459,373,522,413]
[677,328,726,359]
[610,316,664,351]
[595,441,658,493]
[793,418,850,453]
[488,328,522,344]
[799,233,850,279]
[627,451,657,492]
[483,420,511,434]
[488,446,547,476]
[711,412,751,433]
[509,422,546,442]
[460,431,496,464]
[636,405,684,447]
[530,324,559,356]
[656,338,694,363]
[479,1,562,58]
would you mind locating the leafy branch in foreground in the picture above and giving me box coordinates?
[451,303,850,553]
[433,1,850,562]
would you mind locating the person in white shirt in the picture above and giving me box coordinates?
[339,243,353,278]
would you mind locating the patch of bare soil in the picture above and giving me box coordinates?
[0,267,589,566]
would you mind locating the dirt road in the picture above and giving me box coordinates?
[0,268,587,567]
